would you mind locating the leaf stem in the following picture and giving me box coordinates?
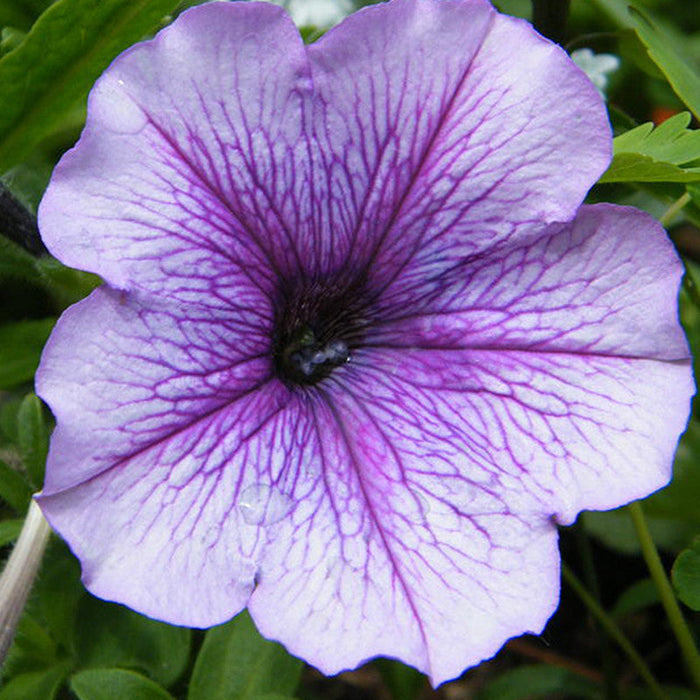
[531,0,571,44]
[659,192,691,228]
[0,500,50,666]
[574,526,619,699]
[627,501,700,690]
[561,563,667,700]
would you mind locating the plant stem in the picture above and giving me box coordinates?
[627,501,700,690]
[0,500,51,666]
[659,192,691,228]
[561,563,667,700]
[575,526,619,699]
[532,0,571,44]
[0,182,47,256]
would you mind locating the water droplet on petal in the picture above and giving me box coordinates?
[237,484,294,526]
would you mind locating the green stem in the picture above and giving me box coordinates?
[659,192,691,228]
[561,563,667,700]
[574,527,619,699]
[627,501,700,690]
[0,500,51,666]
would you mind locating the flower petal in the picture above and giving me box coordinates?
[38,1,316,304]
[248,384,560,685]
[308,0,611,282]
[37,287,273,493]
[374,205,690,362]
[362,204,694,521]
[36,290,326,625]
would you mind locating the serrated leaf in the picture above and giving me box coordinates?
[0,318,54,390]
[17,393,49,488]
[600,113,700,183]
[672,537,700,611]
[75,595,190,688]
[629,8,700,121]
[476,664,595,700]
[0,0,182,172]
[188,611,302,700]
[70,669,174,700]
[0,518,23,546]
[0,662,70,700]
[0,458,32,512]
[601,153,700,183]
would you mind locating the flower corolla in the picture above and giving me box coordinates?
[35,0,693,685]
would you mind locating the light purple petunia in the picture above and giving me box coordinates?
[35,0,693,685]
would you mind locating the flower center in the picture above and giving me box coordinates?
[272,275,370,386]
[278,326,350,385]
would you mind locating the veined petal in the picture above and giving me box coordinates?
[374,205,690,361]
[249,385,560,685]
[37,287,273,494]
[349,345,691,523]
[38,2,317,305]
[36,293,325,626]
[308,0,610,283]
[34,0,692,687]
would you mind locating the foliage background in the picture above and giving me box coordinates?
[1,0,700,698]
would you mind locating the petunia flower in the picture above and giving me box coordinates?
[35,0,693,685]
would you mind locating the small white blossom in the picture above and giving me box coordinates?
[268,0,354,28]
[571,48,620,98]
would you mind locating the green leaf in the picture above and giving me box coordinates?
[0,458,32,512]
[0,0,181,172]
[612,578,659,617]
[0,663,70,700]
[645,419,700,526]
[629,7,700,122]
[0,27,26,55]
[374,659,425,700]
[600,113,700,183]
[0,236,37,283]
[34,540,85,654]
[476,664,595,700]
[17,393,49,488]
[70,669,175,700]
[75,595,191,688]
[672,537,700,611]
[2,153,54,213]
[628,685,700,700]
[0,318,54,390]
[1,216,100,308]
[34,256,101,309]
[4,615,60,676]
[188,611,302,700]
[0,394,22,443]
[0,517,23,546]
[583,509,697,555]
[0,0,53,32]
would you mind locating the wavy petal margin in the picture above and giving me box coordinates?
[36,0,692,688]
